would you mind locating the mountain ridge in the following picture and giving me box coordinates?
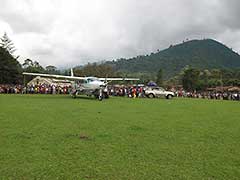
[105,39,240,78]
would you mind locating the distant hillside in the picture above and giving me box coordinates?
[106,39,240,78]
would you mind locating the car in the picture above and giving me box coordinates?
[144,87,174,99]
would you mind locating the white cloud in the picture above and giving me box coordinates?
[0,0,240,68]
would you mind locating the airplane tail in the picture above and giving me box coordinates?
[71,68,74,77]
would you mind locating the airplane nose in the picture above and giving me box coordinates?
[100,81,106,86]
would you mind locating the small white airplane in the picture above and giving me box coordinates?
[23,69,139,100]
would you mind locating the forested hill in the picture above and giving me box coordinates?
[106,39,240,78]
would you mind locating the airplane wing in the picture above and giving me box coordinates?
[22,72,86,80]
[23,72,140,81]
[98,78,140,81]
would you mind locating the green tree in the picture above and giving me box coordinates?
[74,63,116,77]
[0,47,22,84]
[182,68,200,91]
[22,59,34,69]
[45,65,57,74]
[0,32,16,55]
[22,59,45,73]
[156,69,163,86]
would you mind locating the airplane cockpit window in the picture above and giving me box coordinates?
[87,78,94,82]
[87,77,99,83]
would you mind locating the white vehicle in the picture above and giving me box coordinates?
[144,87,174,99]
[23,69,139,101]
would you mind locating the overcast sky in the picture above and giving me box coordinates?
[0,0,240,68]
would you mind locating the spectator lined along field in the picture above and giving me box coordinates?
[0,85,22,94]
[0,84,71,94]
[175,90,240,101]
[1,84,239,101]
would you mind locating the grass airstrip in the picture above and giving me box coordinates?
[0,94,240,179]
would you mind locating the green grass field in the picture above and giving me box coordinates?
[0,94,240,179]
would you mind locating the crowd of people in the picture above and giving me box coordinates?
[175,90,240,101]
[0,84,145,98]
[1,84,240,101]
[0,84,71,94]
[108,86,144,98]
[0,84,23,94]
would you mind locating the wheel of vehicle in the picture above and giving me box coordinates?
[166,94,173,99]
[98,95,103,101]
[148,93,155,98]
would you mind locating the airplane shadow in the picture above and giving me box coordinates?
[74,96,98,101]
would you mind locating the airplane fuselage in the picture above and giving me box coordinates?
[71,77,108,100]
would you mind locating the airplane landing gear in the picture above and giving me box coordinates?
[93,88,109,101]
[98,88,103,101]
[71,90,77,99]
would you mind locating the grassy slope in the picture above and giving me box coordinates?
[0,95,240,179]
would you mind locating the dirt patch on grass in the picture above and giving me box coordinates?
[64,133,91,140]
[79,134,90,140]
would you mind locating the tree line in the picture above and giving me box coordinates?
[167,66,240,91]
